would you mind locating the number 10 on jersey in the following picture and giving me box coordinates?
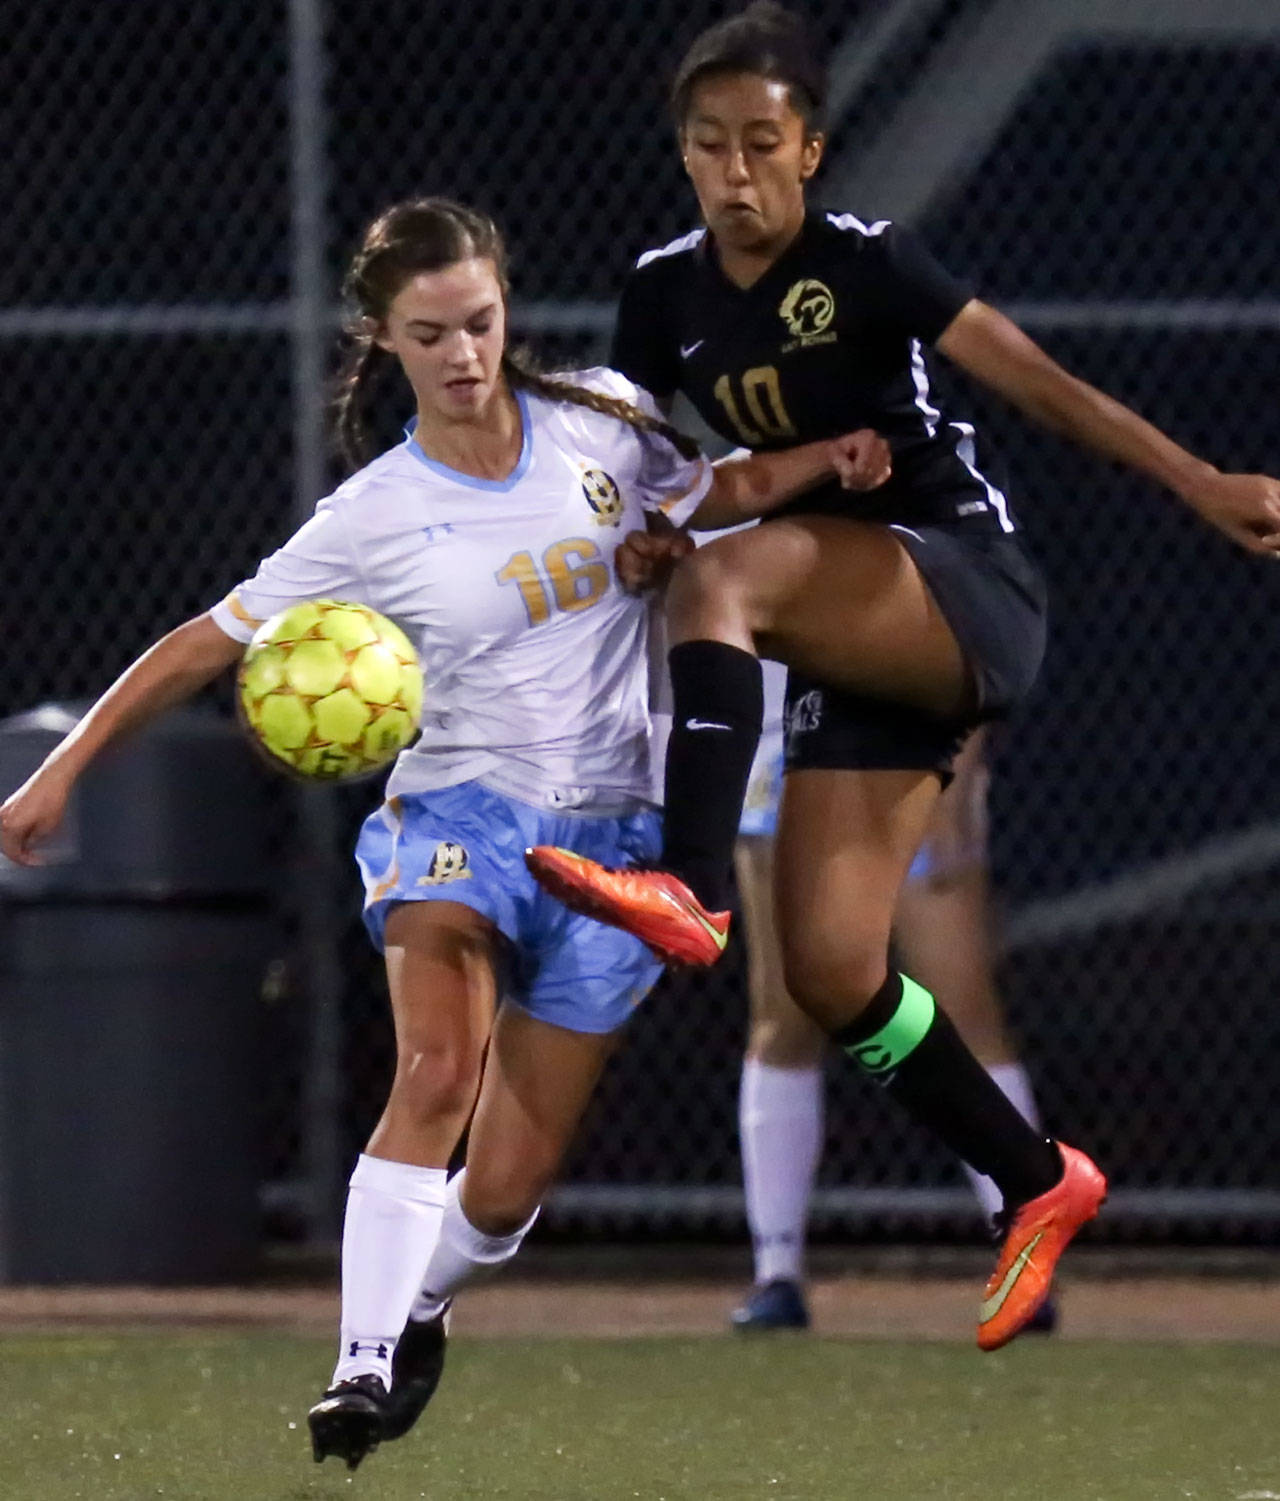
[496,537,609,625]
[713,366,796,444]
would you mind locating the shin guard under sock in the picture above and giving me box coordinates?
[662,640,763,910]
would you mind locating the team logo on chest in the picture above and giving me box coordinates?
[779,279,837,352]
[417,841,472,885]
[581,468,623,527]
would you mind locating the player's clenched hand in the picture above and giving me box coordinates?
[1179,471,1280,557]
[615,525,696,594]
[829,429,892,491]
[0,766,73,866]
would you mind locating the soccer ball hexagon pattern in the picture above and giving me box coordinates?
[238,600,422,779]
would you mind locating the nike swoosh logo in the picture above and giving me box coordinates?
[980,1230,1045,1323]
[685,718,731,731]
[680,340,705,360]
[685,903,729,951]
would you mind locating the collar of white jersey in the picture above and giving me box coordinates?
[402,388,534,493]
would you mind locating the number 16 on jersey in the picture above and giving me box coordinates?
[496,537,609,625]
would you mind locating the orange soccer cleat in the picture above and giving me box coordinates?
[977,1143,1107,1352]
[524,846,731,966]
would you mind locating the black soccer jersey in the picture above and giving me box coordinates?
[611,209,1015,534]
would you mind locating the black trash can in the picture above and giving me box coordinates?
[0,704,276,1283]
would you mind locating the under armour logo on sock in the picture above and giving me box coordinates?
[348,1340,389,1360]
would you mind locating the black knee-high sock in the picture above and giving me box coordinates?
[833,972,1061,1210]
[661,640,763,910]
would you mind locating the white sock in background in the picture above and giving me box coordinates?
[963,1062,1043,1225]
[410,1169,540,1321]
[331,1154,448,1389]
[739,1059,824,1286]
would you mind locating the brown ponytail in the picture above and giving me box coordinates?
[332,337,396,473]
[503,351,701,463]
[334,197,702,472]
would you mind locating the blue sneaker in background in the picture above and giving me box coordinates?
[730,1279,810,1332]
[1022,1295,1059,1335]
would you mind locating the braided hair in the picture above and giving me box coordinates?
[670,2,827,135]
[333,198,699,471]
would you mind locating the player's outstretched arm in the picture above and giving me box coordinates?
[618,429,894,591]
[0,613,243,866]
[689,428,892,530]
[937,300,1280,556]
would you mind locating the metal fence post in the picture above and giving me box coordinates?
[288,0,346,1243]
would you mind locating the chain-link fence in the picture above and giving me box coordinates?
[4,0,1279,1248]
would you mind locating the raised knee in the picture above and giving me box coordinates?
[668,537,750,613]
[780,946,888,1031]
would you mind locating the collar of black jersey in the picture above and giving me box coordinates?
[694,207,820,296]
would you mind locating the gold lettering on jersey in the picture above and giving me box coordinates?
[714,368,796,444]
[496,538,609,626]
[580,468,623,527]
[496,551,551,625]
[713,374,761,444]
[779,278,838,353]
[546,538,609,613]
[742,367,797,439]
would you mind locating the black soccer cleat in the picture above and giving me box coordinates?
[307,1373,388,1470]
[383,1305,451,1441]
[730,1278,810,1332]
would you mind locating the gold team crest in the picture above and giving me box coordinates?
[417,841,472,885]
[581,468,623,526]
[779,278,837,351]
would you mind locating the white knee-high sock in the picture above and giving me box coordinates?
[739,1059,824,1286]
[332,1154,448,1389]
[963,1062,1043,1224]
[410,1169,540,1321]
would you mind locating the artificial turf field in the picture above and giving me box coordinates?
[3,1332,1277,1501]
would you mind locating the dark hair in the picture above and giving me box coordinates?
[671,2,826,133]
[333,197,700,470]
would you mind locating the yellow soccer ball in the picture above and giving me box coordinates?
[237,600,423,780]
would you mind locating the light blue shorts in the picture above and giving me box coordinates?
[739,662,788,839]
[354,781,664,1035]
[739,724,784,838]
[907,842,935,883]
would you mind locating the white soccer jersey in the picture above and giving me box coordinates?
[211,369,711,810]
